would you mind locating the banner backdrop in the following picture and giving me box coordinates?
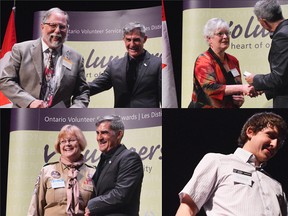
[6,109,162,216]
[181,0,288,108]
[33,6,162,108]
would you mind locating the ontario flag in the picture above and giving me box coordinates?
[162,0,178,108]
[0,7,16,107]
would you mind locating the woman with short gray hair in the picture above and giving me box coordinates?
[189,18,258,108]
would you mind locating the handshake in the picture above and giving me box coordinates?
[242,71,262,98]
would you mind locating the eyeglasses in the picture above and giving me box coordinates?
[60,139,77,145]
[214,31,231,37]
[43,22,69,31]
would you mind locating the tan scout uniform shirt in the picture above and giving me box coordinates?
[27,161,95,216]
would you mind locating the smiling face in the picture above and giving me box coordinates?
[243,126,281,165]
[96,121,123,153]
[59,132,81,162]
[208,28,230,54]
[123,29,147,59]
[41,11,68,49]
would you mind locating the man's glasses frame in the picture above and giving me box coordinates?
[43,22,69,31]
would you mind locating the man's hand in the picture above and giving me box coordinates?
[244,73,254,86]
[84,207,90,216]
[242,84,258,97]
[28,100,48,108]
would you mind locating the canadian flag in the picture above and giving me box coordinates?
[0,7,16,107]
[162,0,178,108]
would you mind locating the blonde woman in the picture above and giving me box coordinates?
[28,125,95,216]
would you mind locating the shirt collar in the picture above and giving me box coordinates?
[128,50,146,62]
[41,39,61,54]
[270,19,288,39]
[41,39,50,53]
[101,144,121,159]
[234,147,265,169]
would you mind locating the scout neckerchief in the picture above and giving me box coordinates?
[60,155,84,215]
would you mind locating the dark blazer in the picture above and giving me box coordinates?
[89,50,161,108]
[253,19,288,108]
[0,38,89,108]
[87,145,143,216]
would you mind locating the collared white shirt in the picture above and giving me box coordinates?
[179,148,287,216]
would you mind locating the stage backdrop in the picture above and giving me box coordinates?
[181,0,288,108]
[6,109,162,216]
[33,6,162,108]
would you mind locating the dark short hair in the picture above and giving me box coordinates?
[95,115,125,132]
[238,112,287,147]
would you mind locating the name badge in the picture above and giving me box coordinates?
[51,179,65,189]
[232,169,253,186]
[63,57,73,70]
[230,68,240,77]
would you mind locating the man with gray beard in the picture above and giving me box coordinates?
[0,7,89,108]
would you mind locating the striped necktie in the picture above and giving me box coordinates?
[40,49,56,107]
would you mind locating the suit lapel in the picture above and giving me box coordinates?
[95,145,125,194]
[122,53,129,85]
[133,51,150,92]
[54,45,72,94]
[31,39,44,81]
[60,45,68,83]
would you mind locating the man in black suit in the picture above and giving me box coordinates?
[245,0,288,108]
[85,115,143,216]
[89,22,161,108]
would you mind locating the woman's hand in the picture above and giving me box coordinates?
[242,84,258,97]
[232,94,245,107]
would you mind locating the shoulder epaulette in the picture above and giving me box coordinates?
[43,161,59,167]
[85,163,96,169]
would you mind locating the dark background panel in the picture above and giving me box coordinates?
[0,109,11,216]
[0,0,183,106]
[1,0,162,42]
[163,109,288,215]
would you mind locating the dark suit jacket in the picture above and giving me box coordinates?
[253,19,288,108]
[89,50,161,108]
[87,145,143,216]
[0,38,89,108]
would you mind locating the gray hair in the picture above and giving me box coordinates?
[42,7,69,24]
[123,22,146,38]
[203,18,230,39]
[95,115,125,132]
[254,0,283,22]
